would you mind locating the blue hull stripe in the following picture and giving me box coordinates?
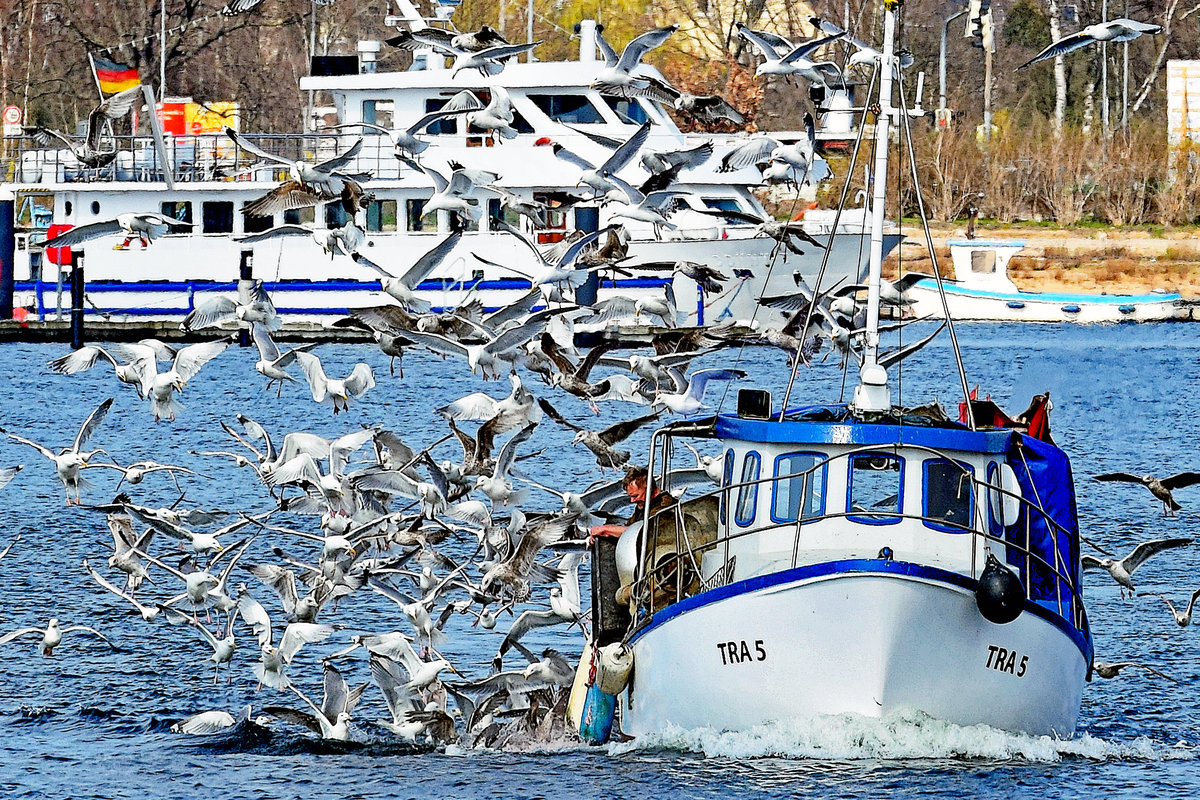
[628,558,1093,663]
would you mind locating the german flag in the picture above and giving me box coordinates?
[92,55,140,94]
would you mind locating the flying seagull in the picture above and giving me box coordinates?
[1082,537,1192,597]
[1019,19,1162,69]
[1094,471,1200,516]
[1137,589,1200,627]
[40,212,192,250]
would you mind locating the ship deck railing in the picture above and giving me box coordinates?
[632,438,1088,640]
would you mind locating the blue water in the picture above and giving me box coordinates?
[0,322,1198,799]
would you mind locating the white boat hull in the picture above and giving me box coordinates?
[908,281,1184,323]
[620,562,1088,738]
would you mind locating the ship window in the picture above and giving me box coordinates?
[64,201,72,216]
[241,203,273,234]
[721,449,734,523]
[201,201,234,234]
[161,201,193,225]
[923,459,974,532]
[325,202,348,229]
[91,201,101,215]
[603,96,649,124]
[702,197,749,225]
[529,94,605,124]
[406,199,436,232]
[284,207,315,225]
[970,250,997,274]
[772,452,826,523]
[734,452,760,528]
[847,453,903,524]
[986,462,1003,537]
[423,98,459,135]
[367,199,398,232]
[362,99,393,128]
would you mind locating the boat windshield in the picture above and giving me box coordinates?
[529,94,605,124]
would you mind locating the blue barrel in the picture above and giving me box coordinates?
[579,683,616,744]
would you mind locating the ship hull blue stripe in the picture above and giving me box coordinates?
[627,558,1092,663]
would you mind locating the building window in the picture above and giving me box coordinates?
[161,201,193,225]
[366,199,398,232]
[284,207,315,225]
[848,453,903,524]
[735,452,760,528]
[201,201,234,234]
[406,199,436,231]
[924,459,974,531]
[772,452,826,523]
[241,203,272,234]
[603,96,649,124]
[529,94,605,124]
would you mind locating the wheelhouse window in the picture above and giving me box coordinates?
[423,98,460,135]
[406,199,436,232]
[161,201,193,225]
[847,454,903,524]
[366,199,398,232]
[772,452,826,523]
[241,203,273,234]
[201,201,234,234]
[735,452,760,528]
[603,96,649,124]
[362,99,394,128]
[284,207,315,225]
[529,94,605,124]
[721,449,734,523]
[325,202,348,229]
[923,459,974,531]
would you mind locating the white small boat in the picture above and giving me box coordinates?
[907,240,1184,322]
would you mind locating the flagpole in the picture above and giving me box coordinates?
[160,0,167,98]
[86,52,106,103]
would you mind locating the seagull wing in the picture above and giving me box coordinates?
[59,625,119,650]
[878,321,946,369]
[343,363,375,398]
[47,346,119,375]
[41,219,125,248]
[250,322,282,362]
[314,137,363,172]
[439,392,499,421]
[395,329,470,360]
[243,182,328,217]
[0,627,47,645]
[492,422,537,480]
[537,397,584,433]
[1161,472,1200,490]
[616,25,678,73]
[598,122,651,176]
[1019,32,1093,69]
[1093,472,1146,484]
[182,295,238,330]
[226,127,292,166]
[321,661,352,720]
[277,622,337,664]
[1081,554,1105,570]
[237,590,274,647]
[235,224,314,243]
[73,397,114,453]
[398,232,462,289]
[735,23,786,59]
[1124,538,1192,574]
[595,28,620,67]
[683,368,746,404]
[719,137,781,171]
[550,143,596,173]
[263,702,324,736]
[174,339,231,382]
[598,411,660,445]
[293,351,330,402]
[482,287,542,331]
[247,564,300,615]
[507,514,576,581]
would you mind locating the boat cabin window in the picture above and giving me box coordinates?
[529,94,605,124]
[362,99,394,128]
[734,452,760,528]
[772,452,826,523]
[603,96,649,124]
[161,201,193,225]
[702,197,748,225]
[325,203,348,229]
[406,199,436,232]
[367,199,398,233]
[970,250,997,274]
[91,201,101,215]
[847,454,903,524]
[284,207,315,225]
[922,459,974,532]
[201,201,234,234]
[423,98,460,135]
[241,203,273,234]
[721,449,734,524]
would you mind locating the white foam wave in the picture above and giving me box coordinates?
[609,708,1196,762]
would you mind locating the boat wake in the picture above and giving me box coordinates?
[610,708,1197,762]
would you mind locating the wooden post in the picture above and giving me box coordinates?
[574,206,600,307]
[238,249,253,347]
[70,252,85,350]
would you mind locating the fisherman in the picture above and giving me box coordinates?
[588,465,676,541]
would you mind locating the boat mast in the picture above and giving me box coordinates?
[852,1,898,414]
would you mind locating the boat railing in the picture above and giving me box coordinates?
[634,438,1087,638]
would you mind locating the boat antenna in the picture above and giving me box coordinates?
[850,1,899,414]
[894,71,975,429]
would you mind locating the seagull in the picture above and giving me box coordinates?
[182,280,279,332]
[1093,660,1177,681]
[718,113,829,187]
[27,85,143,170]
[237,220,372,260]
[227,127,370,217]
[474,423,537,507]
[465,87,520,141]
[294,351,376,414]
[157,603,239,683]
[1,397,112,504]
[145,338,232,421]
[538,398,659,470]
[591,24,680,100]
[248,323,313,397]
[1082,538,1192,597]
[254,622,338,691]
[40,212,193,250]
[475,221,621,290]
[480,513,577,601]
[82,559,159,621]
[0,618,118,656]
[329,92,481,159]
[1019,19,1162,69]
[264,662,364,741]
[537,121,651,197]
[352,232,461,312]
[386,24,510,54]
[1137,589,1200,627]
[0,466,21,492]
[736,25,845,85]
[1094,471,1200,516]
[47,344,158,397]
[436,40,541,78]
[82,458,199,493]
[171,705,255,735]
[400,317,547,381]
[652,368,747,415]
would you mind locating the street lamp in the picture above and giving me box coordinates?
[939,8,968,128]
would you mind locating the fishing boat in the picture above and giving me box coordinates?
[0,3,900,327]
[578,5,1092,740]
[905,239,1184,322]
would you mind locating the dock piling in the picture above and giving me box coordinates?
[574,206,600,307]
[0,190,14,320]
[70,253,85,350]
[238,249,253,347]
